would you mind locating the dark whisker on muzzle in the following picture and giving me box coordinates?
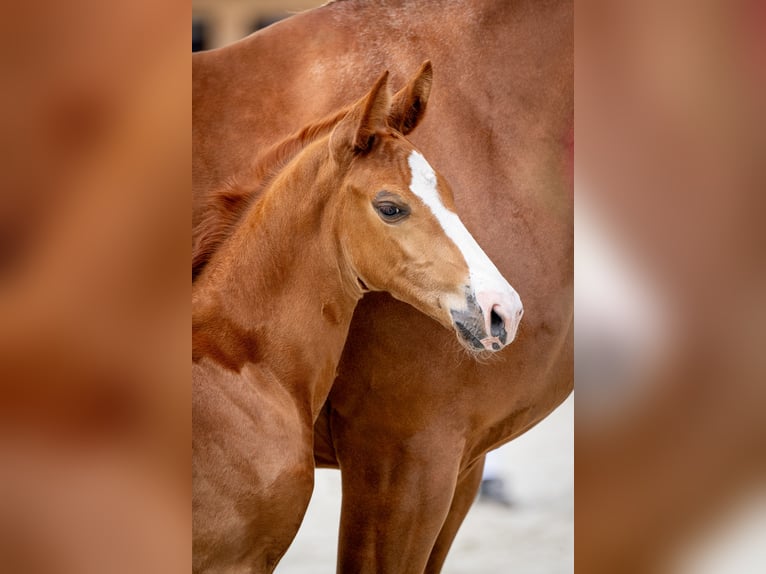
[454,320,485,350]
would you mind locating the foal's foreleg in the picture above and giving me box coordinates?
[193,430,314,573]
[193,375,315,573]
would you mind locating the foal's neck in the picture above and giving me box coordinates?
[193,142,361,417]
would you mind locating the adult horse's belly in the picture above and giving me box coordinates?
[318,285,572,472]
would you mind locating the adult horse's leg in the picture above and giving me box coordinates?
[328,290,572,573]
[328,297,488,572]
[424,456,485,573]
[333,423,464,574]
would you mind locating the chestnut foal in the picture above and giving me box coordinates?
[192,65,522,573]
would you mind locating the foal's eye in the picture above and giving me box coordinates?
[375,202,408,222]
[379,204,401,217]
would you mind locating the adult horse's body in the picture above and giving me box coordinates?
[193,1,573,571]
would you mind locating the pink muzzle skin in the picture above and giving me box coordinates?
[475,291,524,350]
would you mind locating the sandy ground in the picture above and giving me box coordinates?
[276,395,573,573]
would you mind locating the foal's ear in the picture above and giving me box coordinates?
[331,70,391,159]
[388,60,433,135]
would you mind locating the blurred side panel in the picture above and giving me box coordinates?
[0,1,190,572]
[576,0,766,572]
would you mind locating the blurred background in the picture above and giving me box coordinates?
[192,0,320,50]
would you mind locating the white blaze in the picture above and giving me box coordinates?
[407,151,516,296]
[407,150,523,345]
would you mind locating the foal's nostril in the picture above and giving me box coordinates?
[490,309,502,332]
[490,308,507,342]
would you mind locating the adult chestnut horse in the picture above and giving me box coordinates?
[193,0,573,571]
[193,66,522,572]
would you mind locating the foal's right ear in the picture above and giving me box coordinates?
[331,70,391,161]
[388,60,433,135]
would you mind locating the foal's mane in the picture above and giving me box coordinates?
[192,104,352,280]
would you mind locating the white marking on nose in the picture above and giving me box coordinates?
[407,152,512,293]
[407,150,523,343]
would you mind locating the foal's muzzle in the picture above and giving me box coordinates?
[450,289,523,352]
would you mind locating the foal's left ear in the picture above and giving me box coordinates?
[388,60,433,135]
[331,70,391,160]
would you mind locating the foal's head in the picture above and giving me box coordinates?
[330,63,523,353]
